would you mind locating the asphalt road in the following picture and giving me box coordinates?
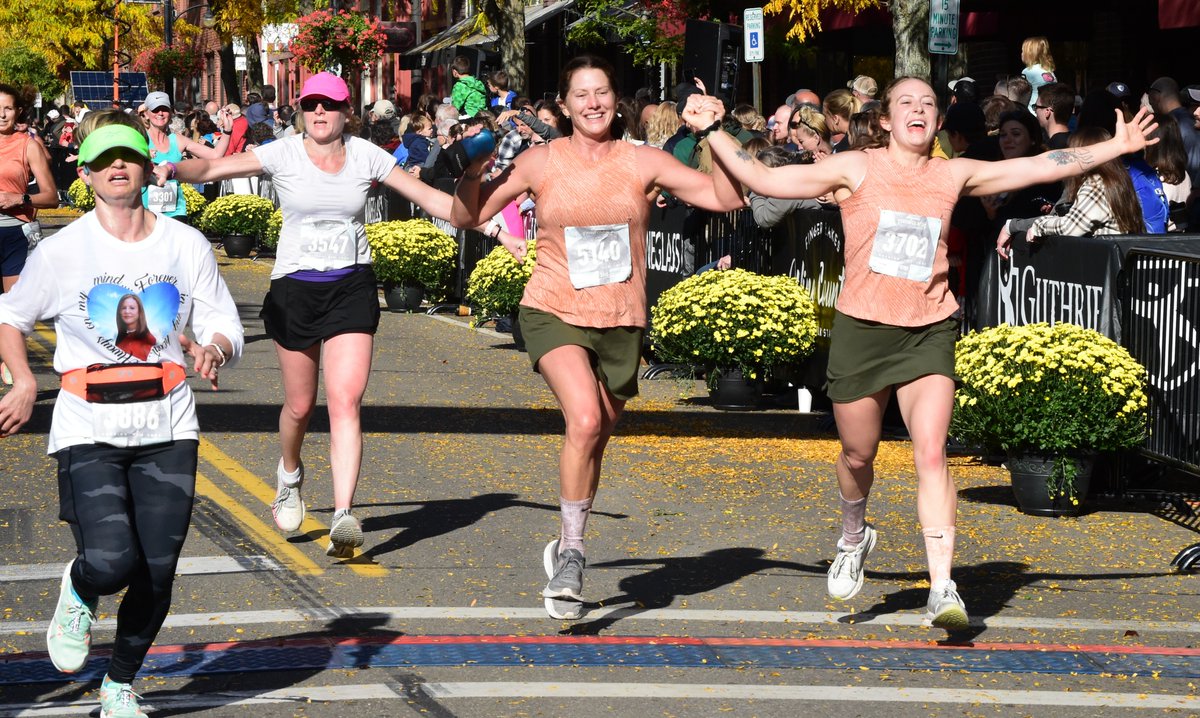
[1,244,1198,717]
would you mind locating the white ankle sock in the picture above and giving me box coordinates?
[277,459,302,488]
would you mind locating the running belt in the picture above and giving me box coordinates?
[60,362,187,403]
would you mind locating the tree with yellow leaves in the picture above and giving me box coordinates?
[763,0,882,43]
[0,0,159,73]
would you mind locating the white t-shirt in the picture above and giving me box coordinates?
[252,134,398,279]
[0,212,245,453]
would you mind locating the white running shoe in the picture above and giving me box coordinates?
[826,524,877,601]
[926,579,970,630]
[270,459,305,532]
[327,510,364,558]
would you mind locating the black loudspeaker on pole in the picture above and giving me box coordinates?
[681,19,742,106]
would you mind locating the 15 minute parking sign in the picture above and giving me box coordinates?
[744,7,764,63]
[928,0,960,55]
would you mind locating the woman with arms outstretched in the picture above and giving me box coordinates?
[701,77,1156,629]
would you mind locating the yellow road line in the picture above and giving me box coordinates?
[22,323,56,363]
[197,438,387,577]
[194,471,324,576]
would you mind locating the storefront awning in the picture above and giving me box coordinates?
[406,1,575,57]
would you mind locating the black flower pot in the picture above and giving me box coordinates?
[222,234,255,258]
[383,283,424,312]
[708,366,762,411]
[1006,451,1095,517]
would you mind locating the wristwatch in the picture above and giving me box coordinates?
[22,193,30,205]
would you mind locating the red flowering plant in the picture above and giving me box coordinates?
[290,9,387,75]
[133,46,204,84]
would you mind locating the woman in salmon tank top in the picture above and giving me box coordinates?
[452,54,744,620]
[701,77,1157,630]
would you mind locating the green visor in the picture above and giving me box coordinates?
[77,125,151,167]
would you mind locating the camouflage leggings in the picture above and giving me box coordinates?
[54,439,198,683]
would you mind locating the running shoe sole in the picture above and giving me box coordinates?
[929,604,970,630]
[544,595,584,620]
[326,515,364,558]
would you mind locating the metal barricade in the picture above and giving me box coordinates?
[1123,248,1200,473]
[701,207,774,273]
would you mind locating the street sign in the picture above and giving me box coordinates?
[928,0,960,55]
[743,7,764,63]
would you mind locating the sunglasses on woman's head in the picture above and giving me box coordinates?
[299,97,349,112]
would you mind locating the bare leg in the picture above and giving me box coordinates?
[895,374,957,585]
[318,332,374,511]
[274,341,321,475]
[537,345,625,503]
[831,388,890,504]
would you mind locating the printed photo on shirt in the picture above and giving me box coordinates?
[84,280,181,361]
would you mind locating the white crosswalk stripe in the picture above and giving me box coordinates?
[0,556,282,582]
[2,681,1197,716]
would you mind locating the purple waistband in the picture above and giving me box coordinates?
[287,265,367,283]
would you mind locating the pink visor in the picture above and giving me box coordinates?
[299,72,350,102]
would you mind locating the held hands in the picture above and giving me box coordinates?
[682,95,724,134]
[179,334,221,391]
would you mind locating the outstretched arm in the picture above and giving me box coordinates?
[451,147,540,228]
[708,128,862,200]
[156,151,263,185]
[959,107,1158,197]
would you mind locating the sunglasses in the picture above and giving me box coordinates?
[299,97,349,112]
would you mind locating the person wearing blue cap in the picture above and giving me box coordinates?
[0,109,242,718]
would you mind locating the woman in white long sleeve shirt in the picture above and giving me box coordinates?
[0,113,243,718]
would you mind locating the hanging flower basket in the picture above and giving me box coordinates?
[290,10,387,75]
[133,46,204,84]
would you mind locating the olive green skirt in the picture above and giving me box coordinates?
[825,309,959,403]
[518,305,645,400]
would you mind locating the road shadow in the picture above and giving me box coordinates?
[563,547,810,636]
[561,551,1178,642]
[5,614,405,716]
[835,560,1179,643]
[148,613,403,717]
[18,403,838,439]
[354,492,626,560]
